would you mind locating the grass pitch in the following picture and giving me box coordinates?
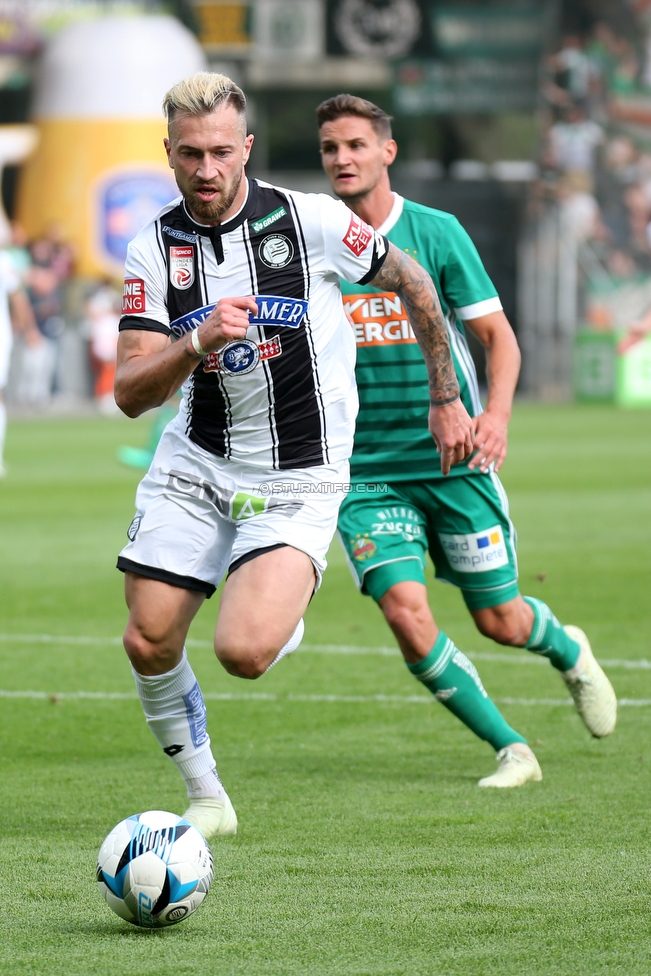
[0,404,650,976]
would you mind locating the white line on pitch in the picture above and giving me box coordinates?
[0,633,649,671]
[0,689,649,706]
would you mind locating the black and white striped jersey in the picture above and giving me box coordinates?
[119,178,388,470]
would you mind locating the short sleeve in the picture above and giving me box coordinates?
[319,196,388,284]
[119,234,170,334]
[437,217,501,317]
[0,251,20,295]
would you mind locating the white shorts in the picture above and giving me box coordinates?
[117,421,350,596]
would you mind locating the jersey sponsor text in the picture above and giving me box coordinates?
[250,295,308,328]
[343,212,373,256]
[170,303,216,338]
[344,291,416,346]
[122,278,146,313]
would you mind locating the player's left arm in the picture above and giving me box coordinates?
[368,243,474,475]
[463,310,520,473]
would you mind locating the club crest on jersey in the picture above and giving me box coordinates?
[250,295,308,329]
[170,246,194,290]
[218,339,260,376]
[259,234,294,268]
[343,213,373,256]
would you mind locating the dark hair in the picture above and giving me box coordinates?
[316,94,392,140]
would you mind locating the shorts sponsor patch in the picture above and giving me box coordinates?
[438,525,509,574]
[344,291,416,347]
[127,514,142,541]
[122,278,146,314]
[170,245,194,290]
[343,212,373,256]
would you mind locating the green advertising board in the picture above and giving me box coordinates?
[574,329,651,406]
[574,330,616,402]
[393,1,549,115]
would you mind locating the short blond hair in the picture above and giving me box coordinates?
[163,72,247,127]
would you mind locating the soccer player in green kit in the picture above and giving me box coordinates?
[317,94,617,787]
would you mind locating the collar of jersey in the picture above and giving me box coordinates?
[181,177,260,238]
[377,193,404,236]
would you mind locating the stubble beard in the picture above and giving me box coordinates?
[183,169,243,224]
[332,173,376,207]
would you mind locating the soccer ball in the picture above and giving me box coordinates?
[96,810,213,927]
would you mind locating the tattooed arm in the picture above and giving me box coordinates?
[368,243,474,475]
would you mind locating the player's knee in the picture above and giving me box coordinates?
[123,621,177,672]
[214,639,270,680]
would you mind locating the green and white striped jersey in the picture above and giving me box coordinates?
[340,194,501,482]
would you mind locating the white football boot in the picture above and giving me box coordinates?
[478,743,543,788]
[183,792,238,840]
[562,626,617,738]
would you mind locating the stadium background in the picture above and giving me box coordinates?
[1,3,650,975]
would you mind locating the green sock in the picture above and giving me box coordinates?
[407,632,526,752]
[523,597,580,672]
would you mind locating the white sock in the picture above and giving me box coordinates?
[132,649,225,799]
[264,618,305,673]
[0,399,6,467]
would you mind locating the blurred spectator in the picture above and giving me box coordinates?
[16,224,75,404]
[558,182,604,242]
[585,22,619,99]
[547,103,604,193]
[550,36,596,104]
[84,279,120,414]
[0,249,40,475]
[6,222,32,283]
[610,37,641,96]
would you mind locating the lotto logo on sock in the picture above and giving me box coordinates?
[438,525,509,574]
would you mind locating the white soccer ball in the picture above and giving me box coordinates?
[96,810,213,927]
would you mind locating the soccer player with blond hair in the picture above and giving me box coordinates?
[114,73,474,837]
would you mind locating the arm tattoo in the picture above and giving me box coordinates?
[370,244,460,404]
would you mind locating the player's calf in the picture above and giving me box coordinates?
[471,596,536,647]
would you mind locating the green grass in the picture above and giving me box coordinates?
[1,404,650,975]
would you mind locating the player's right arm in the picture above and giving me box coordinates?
[367,242,474,475]
[115,297,256,418]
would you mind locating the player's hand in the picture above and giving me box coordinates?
[428,399,474,476]
[468,410,509,474]
[195,296,258,353]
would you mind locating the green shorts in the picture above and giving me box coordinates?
[337,471,520,611]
